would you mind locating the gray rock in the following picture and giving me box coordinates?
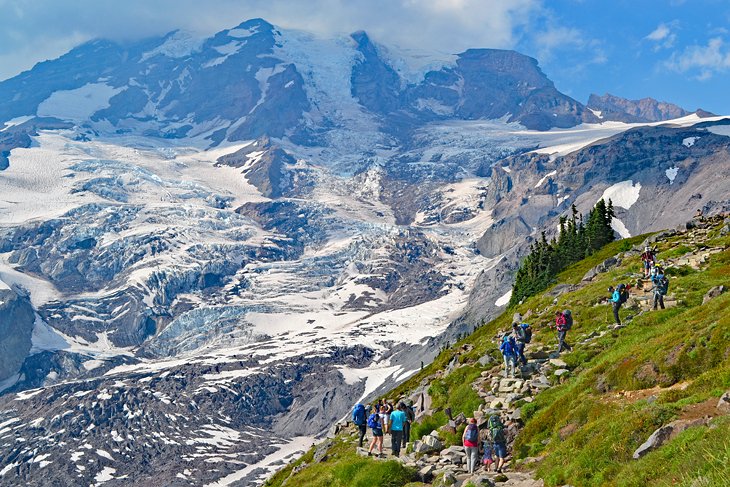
[554,369,570,377]
[717,391,730,413]
[703,285,726,304]
[633,419,709,459]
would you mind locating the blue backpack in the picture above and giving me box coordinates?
[367,413,380,429]
[352,403,366,425]
[465,423,479,443]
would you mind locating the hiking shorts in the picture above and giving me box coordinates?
[372,428,383,437]
[494,442,507,459]
[643,261,651,269]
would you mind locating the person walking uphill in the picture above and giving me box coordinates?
[610,284,629,326]
[462,418,480,474]
[554,310,573,353]
[651,268,669,310]
[641,246,656,278]
[352,402,367,448]
[512,322,531,366]
[388,403,407,457]
[367,406,384,457]
[499,334,518,378]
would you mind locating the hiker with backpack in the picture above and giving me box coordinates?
[402,400,415,448]
[488,415,508,474]
[641,246,656,278]
[610,284,629,326]
[499,334,518,378]
[388,402,408,457]
[462,418,480,474]
[554,310,573,353]
[650,267,669,310]
[512,322,532,366]
[367,406,385,457]
[352,402,367,448]
[481,439,495,472]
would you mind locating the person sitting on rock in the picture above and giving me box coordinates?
[499,334,518,378]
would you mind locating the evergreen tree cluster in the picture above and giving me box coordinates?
[509,199,616,306]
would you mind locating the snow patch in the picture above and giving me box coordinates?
[141,31,203,61]
[534,170,557,188]
[495,290,512,307]
[599,180,641,209]
[666,167,679,184]
[611,217,631,238]
[37,83,124,121]
[682,136,699,147]
[706,124,730,137]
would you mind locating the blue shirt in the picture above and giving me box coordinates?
[389,410,406,431]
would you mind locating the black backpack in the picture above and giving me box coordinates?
[520,323,532,343]
[563,310,573,330]
[618,286,630,304]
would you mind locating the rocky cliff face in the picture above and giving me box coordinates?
[0,286,35,383]
[587,92,697,123]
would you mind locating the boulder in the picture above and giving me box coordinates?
[717,391,730,413]
[633,418,710,459]
[421,434,444,451]
[554,369,570,377]
[703,285,726,304]
[454,412,467,425]
[418,464,436,482]
[478,354,496,367]
[549,358,568,368]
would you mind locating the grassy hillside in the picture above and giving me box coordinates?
[267,218,730,487]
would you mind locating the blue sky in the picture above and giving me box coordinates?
[0,0,727,113]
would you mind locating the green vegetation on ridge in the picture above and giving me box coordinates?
[268,219,730,487]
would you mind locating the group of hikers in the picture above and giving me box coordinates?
[352,400,510,474]
[499,309,574,378]
[350,243,674,474]
[462,415,509,474]
[352,399,415,458]
[610,246,670,325]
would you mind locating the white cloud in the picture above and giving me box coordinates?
[647,24,670,41]
[665,37,730,80]
[0,0,543,81]
[645,21,678,50]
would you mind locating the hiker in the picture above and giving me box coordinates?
[352,402,367,448]
[488,415,508,473]
[482,439,494,472]
[554,310,573,353]
[367,406,384,456]
[641,246,656,278]
[499,334,518,378]
[512,322,532,366]
[651,268,669,310]
[402,400,415,448]
[379,405,389,434]
[388,402,407,457]
[462,418,479,474]
[610,284,629,325]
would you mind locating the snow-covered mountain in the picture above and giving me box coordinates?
[0,17,729,486]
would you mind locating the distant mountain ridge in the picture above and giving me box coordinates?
[587,92,714,123]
